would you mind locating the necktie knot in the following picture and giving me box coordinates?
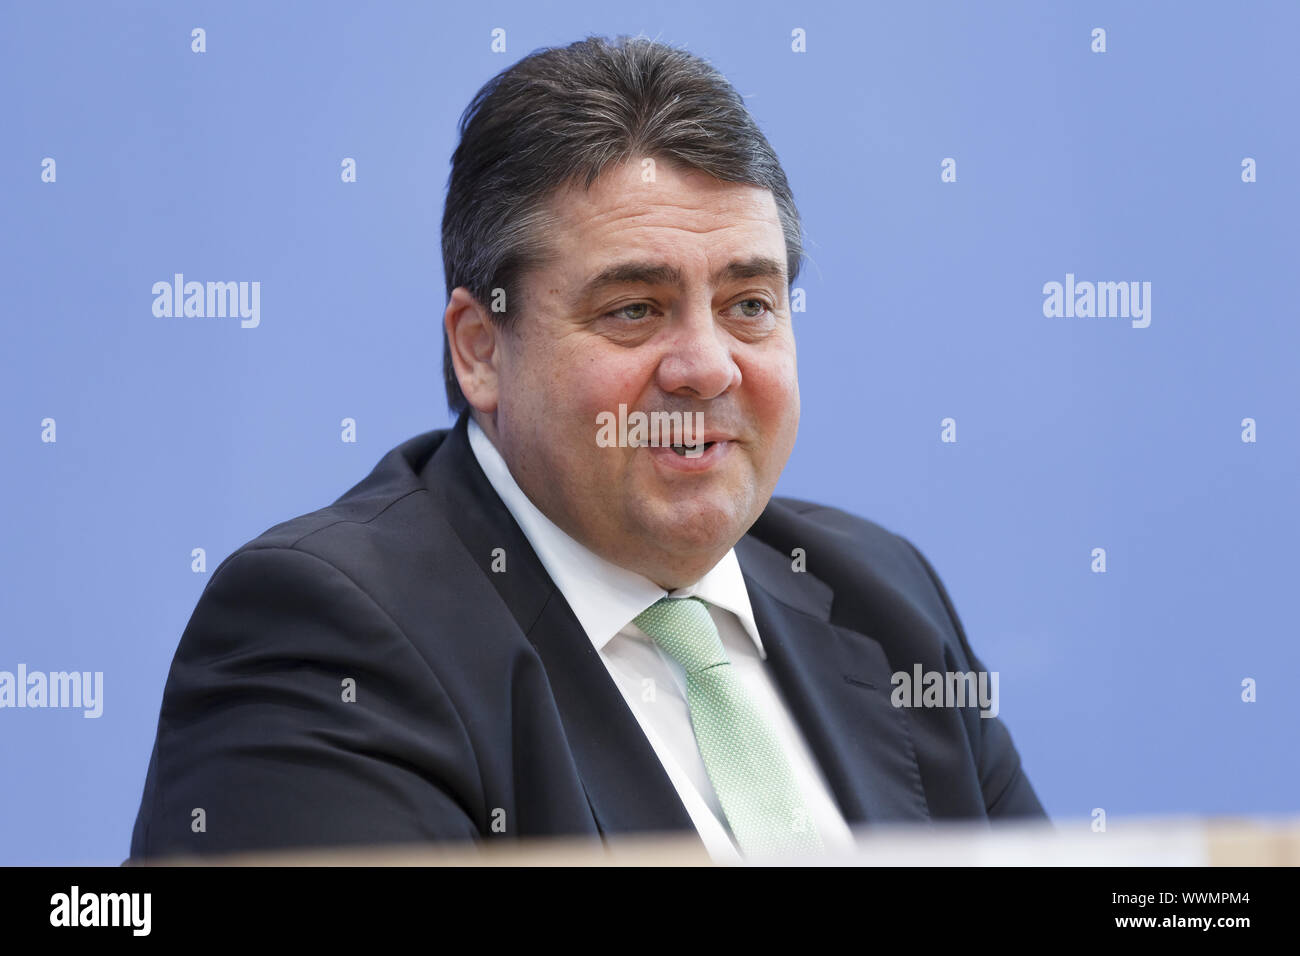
[633,597,727,676]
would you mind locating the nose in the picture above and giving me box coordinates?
[655,302,741,400]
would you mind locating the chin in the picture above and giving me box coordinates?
[639,496,747,553]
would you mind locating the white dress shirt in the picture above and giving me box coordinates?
[466,416,856,862]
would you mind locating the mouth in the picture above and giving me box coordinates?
[646,438,732,472]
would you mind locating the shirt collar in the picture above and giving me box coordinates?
[466,415,764,658]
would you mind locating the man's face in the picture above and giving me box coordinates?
[478,157,799,589]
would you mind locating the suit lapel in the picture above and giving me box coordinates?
[523,591,699,837]
[422,413,698,840]
[736,536,932,825]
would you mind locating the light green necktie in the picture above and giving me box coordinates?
[633,596,825,857]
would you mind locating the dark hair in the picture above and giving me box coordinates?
[440,33,805,413]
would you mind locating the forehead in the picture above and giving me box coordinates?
[540,158,786,275]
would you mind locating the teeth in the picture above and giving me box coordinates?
[670,442,712,457]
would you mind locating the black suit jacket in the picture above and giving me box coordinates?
[128,411,1045,861]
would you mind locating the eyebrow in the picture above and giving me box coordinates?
[576,255,787,303]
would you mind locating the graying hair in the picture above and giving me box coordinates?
[440,33,805,413]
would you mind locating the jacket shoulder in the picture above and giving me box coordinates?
[195,429,455,596]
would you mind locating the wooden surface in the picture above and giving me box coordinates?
[137,816,1300,866]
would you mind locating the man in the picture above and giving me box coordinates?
[129,34,1045,865]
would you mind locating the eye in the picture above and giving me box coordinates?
[603,299,774,322]
[729,298,774,319]
[605,302,657,321]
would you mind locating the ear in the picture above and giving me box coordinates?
[444,287,502,415]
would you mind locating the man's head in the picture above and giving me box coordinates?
[442,35,803,589]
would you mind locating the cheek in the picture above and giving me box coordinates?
[748,353,800,426]
[562,352,652,429]
[501,332,594,425]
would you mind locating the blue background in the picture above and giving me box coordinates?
[2,0,1296,864]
